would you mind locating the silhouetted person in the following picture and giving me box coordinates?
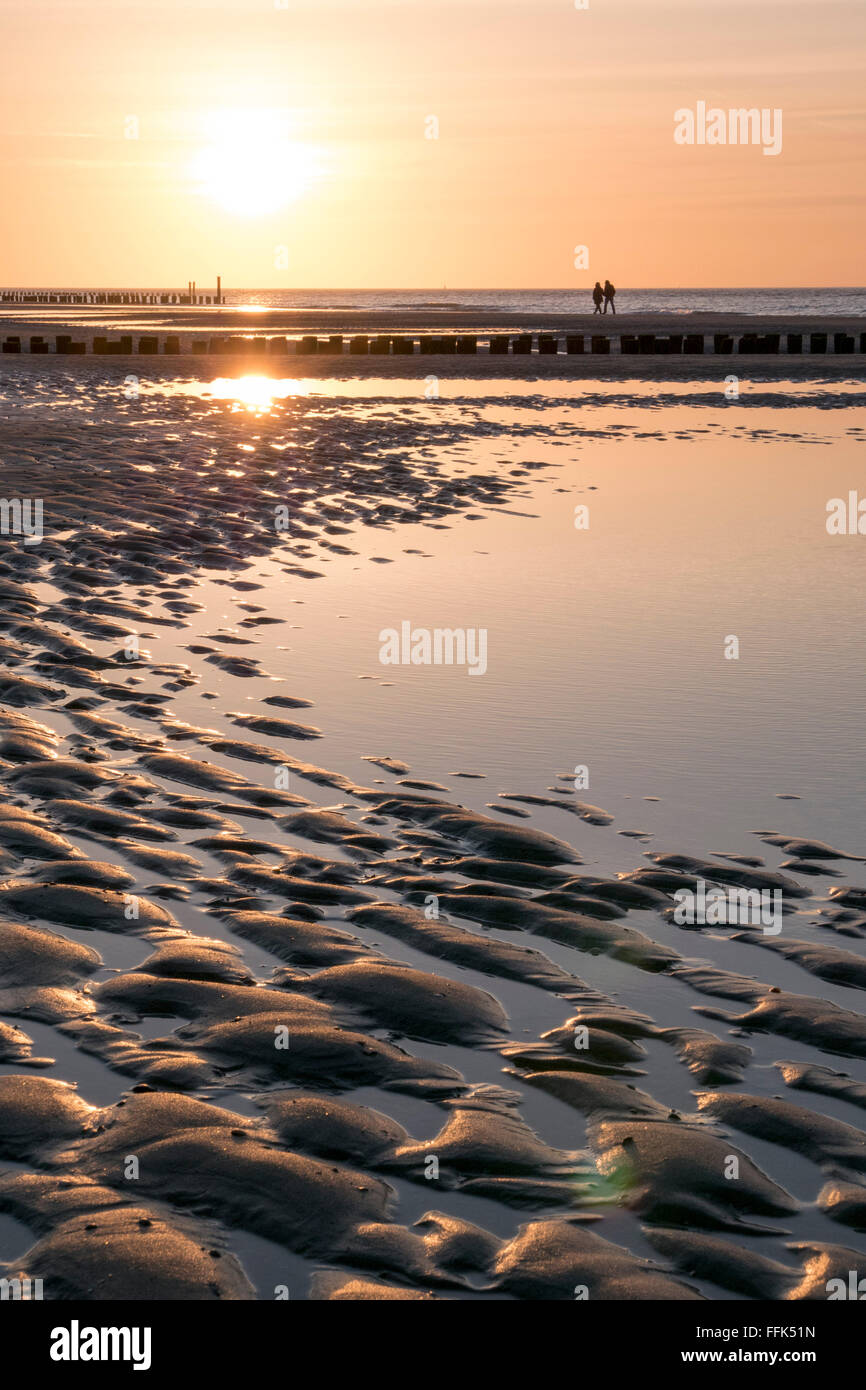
[603,280,616,314]
[592,282,604,314]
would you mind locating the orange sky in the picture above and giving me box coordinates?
[1,0,864,288]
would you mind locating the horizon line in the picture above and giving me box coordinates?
[2,283,864,293]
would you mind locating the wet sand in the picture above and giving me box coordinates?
[0,360,865,1300]
[3,307,866,335]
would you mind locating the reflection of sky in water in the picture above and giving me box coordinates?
[84,391,864,879]
[264,416,864,864]
[4,371,864,862]
[136,373,866,406]
[5,371,865,420]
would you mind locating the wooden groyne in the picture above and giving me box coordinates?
[1,330,863,357]
[0,281,223,307]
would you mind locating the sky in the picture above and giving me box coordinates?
[1,0,864,288]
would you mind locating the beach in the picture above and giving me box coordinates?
[3,302,866,339]
[1,347,865,1301]
[4,0,866,1339]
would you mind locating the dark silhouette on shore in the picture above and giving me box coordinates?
[604,279,616,314]
[592,282,604,314]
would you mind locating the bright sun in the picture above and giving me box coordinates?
[191,111,321,218]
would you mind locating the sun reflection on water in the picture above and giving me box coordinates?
[203,376,309,412]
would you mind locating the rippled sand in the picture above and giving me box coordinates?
[0,365,865,1300]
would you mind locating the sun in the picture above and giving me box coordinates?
[190,111,322,218]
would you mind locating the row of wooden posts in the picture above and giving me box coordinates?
[0,280,222,307]
[0,293,218,307]
[1,330,862,356]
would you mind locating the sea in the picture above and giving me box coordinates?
[3,287,866,317]
[218,287,866,316]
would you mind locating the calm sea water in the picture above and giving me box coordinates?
[4,287,866,316]
[222,288,866,316]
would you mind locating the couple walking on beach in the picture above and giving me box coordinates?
[592,280,616,314]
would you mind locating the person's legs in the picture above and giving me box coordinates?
[610,300,616,315]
